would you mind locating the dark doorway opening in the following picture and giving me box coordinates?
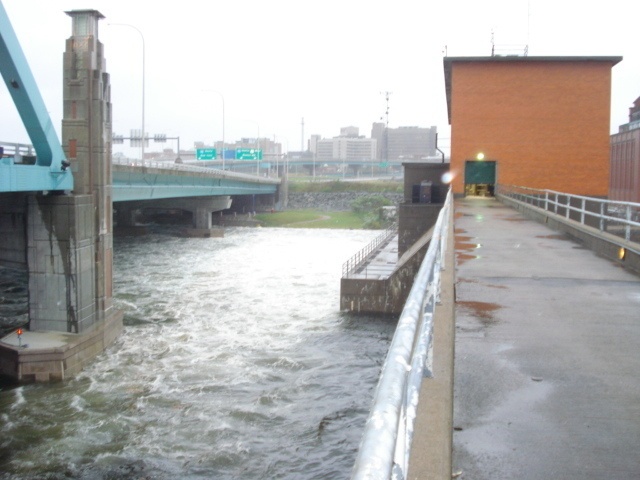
[464,160,496,197]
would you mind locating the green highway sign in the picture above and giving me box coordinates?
[196,148,217,160]
[235,149,263,160]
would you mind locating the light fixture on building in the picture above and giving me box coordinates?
[476,152,485,161]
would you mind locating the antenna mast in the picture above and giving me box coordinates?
[381,91,392,164]
[525,1,530,55]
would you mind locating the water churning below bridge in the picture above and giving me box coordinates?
[0,227,395,479]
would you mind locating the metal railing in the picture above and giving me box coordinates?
[351,188,452,480]
[342,223,397,278]
[497,185,640,244]
[0,141,36,162]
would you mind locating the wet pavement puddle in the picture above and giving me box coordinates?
[457,300,502,326]
[455,234,481,265]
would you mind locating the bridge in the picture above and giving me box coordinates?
[1,141,280,229]
[0,7,278,383]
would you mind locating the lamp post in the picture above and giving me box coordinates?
[242,119,260,175]
[274,135,288,179]
[203,90,225,170]
[110,23,145,161]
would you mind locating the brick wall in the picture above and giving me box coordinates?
[449,59,616,196]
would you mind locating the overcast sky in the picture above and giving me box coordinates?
[2,0,639,158]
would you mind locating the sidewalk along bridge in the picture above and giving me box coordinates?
[1,142,279,199]
[111,157,279,201]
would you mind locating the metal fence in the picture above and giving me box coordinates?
[0,141,36,161]
[342,223,397,278]
[497,185,640,243]
[350,188,452,480]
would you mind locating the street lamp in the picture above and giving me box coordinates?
[274,135,288,179]
[110,23,145,161]
[203,90,225,170]
[242,119,260,175]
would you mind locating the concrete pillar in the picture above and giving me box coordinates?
[194,207,213,230]
[26,9,121,336]
[114,204,137,227]
[0,10,122,381]
[168,196,230,237]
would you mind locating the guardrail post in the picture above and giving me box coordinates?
[626,205,632,241]
[600,203,605,232]
[544,191,549,212]
[580,198,586,225]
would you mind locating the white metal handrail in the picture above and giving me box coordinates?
[351,188,452,480]
[0,141,36,160]
[342,223,397,278]
[496,185,640,244]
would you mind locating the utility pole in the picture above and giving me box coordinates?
[382,91,392,165]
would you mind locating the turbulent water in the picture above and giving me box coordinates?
[0,227,395,479]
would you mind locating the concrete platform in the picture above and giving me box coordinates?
[450,197,640,479]
[350,234,399,280]
[0,311,123,382]
[1,329,78,349]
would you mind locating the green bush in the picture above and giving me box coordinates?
[351,195,393,215]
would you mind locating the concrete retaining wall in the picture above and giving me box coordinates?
[340,227,435,315]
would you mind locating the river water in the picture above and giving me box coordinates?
[0,227,396,479]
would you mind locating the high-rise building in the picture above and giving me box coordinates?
[313,127,377,162]
[371,124,438,161]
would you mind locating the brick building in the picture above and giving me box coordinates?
[610,96,640,203]
[443,56,621,197]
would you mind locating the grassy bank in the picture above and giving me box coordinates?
[254,210,366,229]
[254,178,401,229]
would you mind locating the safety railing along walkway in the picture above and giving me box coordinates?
[351,188,453,480]
[497,185,640,243]
[342,223,398,278]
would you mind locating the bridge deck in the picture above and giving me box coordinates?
[425,197,640,479]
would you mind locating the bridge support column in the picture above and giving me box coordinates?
[0,10,123,382]
[114,204,137,227]
[114,204,147,235]
[184,196,230,237]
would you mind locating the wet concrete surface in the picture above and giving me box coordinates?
[452,197,640,479]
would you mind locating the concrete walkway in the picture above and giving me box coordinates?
[451,197,640,479]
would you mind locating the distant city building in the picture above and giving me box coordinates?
[610,96,640,203]
[311,127,377,162]
[371,124,438,161]
[340,126,360,137]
